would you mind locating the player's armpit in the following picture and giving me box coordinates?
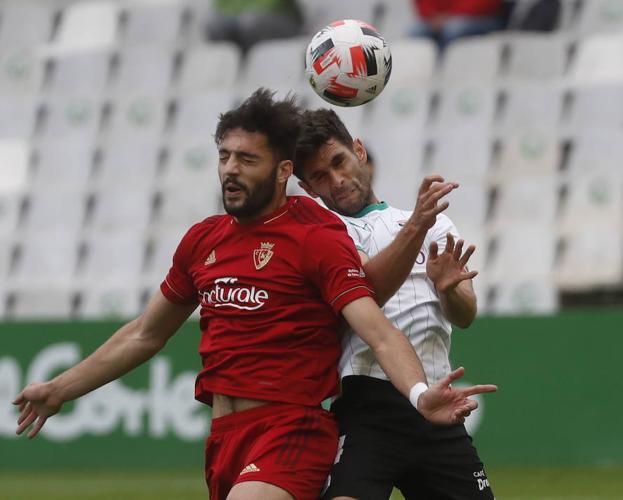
[357,249,370,265]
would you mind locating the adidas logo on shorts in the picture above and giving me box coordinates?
[239,463,261,475]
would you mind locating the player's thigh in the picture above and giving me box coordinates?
[322,428,396,500]
[227,480,294,500]
[396,433,494,500]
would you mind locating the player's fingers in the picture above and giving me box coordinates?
[16,410,37,435]
[12,393,24,405]
[421,182,456,206]
[445,233,455,254]
[418,175,445,194]
[439,366,465,388]
[461,384,498,397]
[459,245,476,267]
[431,201,450,216]
[453,239,464,261]
[27,416,48,439]
[463,270,479,280]
[17,402,33,425]
[429,240,439,259]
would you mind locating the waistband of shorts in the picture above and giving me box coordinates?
[210,402,317,433]
[338,375,410,408]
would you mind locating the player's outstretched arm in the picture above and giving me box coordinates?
[13,291,197,439]
[418,367,497,424]
[341,296,496,425]
[427,233,478,328]
[361,175,458,306]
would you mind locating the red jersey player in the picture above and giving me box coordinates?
[13,89,496,500]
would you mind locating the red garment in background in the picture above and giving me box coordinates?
[414,0,502,19]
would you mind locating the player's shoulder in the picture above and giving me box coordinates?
[179,215,228,248]
[289,196,345,228]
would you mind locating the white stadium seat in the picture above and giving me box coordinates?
[389,38,437,87]
[95,140,161,187]
[571,33,623,84]
[440,36,503,83]
[565,84,623,133]
[577,0,623,34]
[432,83,497,136]
[111,46,175,95]
[0,191,23,237]
[177,43,241,92]
[498,83,562,134]
[47,50,112,97]
[492,132,560,183]
[32,141,94,191]
[565,133,623,177]
[424,133,492,184]
[39,96,102,143]
[80,230,146,285]
[503,33,569,82]
[0,1,56,48]
[0,98,39,139]
[9,286,76,319]
[172,91,238,141]
[377,0,417,40]
[488,277,559,315]
[23,187,87,235]
[13,231,80,286]
[90,185,154,233]
[0,139,30,193]
[243,37,308,89]
[121,0,186,47]
[0,49,45,97]
[79,282,143,319]
[52,0,120,53]
[104,94,168,143]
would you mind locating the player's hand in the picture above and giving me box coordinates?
[427,233,478,293]
[13,382,63,439]
[408,175,459,234]
[418,367,497,425]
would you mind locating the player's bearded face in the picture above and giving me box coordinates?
[303,139,374,216]
[221,163,279,218]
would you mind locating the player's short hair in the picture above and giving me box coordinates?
[294,108,354,181]
[215,88,301,162]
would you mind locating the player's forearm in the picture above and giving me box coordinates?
[50,317,166,403]
[363,224,427,306]
[438,283,477,329]
[371,326,429,397]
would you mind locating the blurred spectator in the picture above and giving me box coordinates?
[206,0,303,53]
[410,0,504,49]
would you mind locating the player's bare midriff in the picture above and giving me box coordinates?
[212,393,270,418]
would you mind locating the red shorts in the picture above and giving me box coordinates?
[204,403,338,500]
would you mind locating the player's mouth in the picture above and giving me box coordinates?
[223,182,246,199]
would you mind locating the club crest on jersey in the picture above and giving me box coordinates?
[253,242,274,270]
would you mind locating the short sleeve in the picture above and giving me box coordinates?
[160,227,200,305]
[431,214,460,253]
[341,218,373,255]
[302,221,375,314]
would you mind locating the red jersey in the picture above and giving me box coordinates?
[161,196,375,407]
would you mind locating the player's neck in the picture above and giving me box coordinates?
[234,194,288,225]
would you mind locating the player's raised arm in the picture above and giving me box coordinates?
[13,291,197,439]
[341,296,496,425]
[361,175,459,306]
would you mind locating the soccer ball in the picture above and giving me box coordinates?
[305,19,392,107]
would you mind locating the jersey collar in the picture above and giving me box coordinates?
[351,201,388,218]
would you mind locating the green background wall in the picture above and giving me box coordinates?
[1,312,621,469]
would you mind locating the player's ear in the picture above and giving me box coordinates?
[298,180,319,199]
[353,138,367,164]
[277,160,293,185]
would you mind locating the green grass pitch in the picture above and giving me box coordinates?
[1,467,622,499]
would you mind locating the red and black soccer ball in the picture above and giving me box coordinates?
[305,19,392,107]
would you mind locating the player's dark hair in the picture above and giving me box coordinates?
[293,108,354,180]
[215,88,302,162]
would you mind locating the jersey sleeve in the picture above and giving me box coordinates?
[432,214,461,253]
[341,218,373,255]
[302,221,376,315]
[160,225,201,305]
